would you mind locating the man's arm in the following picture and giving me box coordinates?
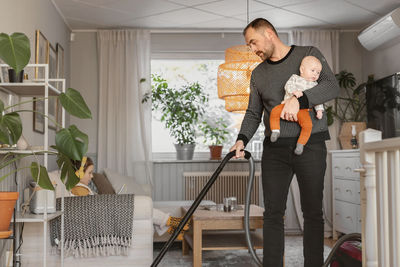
[231,74,263,158]
[302,47,340,106]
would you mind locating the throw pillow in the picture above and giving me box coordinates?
[92,172,116,194]
[103,168,151,196]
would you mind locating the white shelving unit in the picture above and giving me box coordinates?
[0,63,66,267]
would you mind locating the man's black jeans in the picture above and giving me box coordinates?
[261,141,327,267]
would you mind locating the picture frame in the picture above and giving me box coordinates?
[56,43,64,80]
[48,44,57,130]
[33,98,44,134]
[35,30,49,79]
[55,43,64,130]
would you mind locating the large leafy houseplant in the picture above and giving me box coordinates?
[142,74,208,145]
[326,70,367,126]
[0,32,92,191]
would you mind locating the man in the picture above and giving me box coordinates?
[230,18,339,267]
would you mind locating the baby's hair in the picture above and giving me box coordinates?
[73,157,93,172]
[301,56,321,67]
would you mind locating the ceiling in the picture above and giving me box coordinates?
[52,0,400,31]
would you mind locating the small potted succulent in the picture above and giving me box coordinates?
[199,117,229,160]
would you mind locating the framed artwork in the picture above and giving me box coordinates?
[33,98,44,134]
[35,30,49,79]
[56,43,64,80]
[33,97,58,132]
[47,44,57,130]
[56,43,64,130]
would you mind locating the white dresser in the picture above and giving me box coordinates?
[330,149,362,240]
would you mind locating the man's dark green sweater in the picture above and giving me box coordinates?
[237,45,340,146]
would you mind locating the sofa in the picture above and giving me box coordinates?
[20,170,154,267]
[91,169,216,242]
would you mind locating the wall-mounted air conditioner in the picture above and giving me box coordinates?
[358,7,400,51]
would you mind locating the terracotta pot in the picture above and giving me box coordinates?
[209,145,223,160]
[0,192,19,232]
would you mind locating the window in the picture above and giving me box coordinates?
[151,59,246,153]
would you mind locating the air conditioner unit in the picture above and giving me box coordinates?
[358,7,400,51]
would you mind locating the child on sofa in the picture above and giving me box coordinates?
[70,157,189,239]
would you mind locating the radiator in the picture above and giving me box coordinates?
[184,171,261,205]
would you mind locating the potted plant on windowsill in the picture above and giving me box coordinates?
[326,70,370,149]
[199,117,229,160]
[142,74,208,160]
[0,32,92,238]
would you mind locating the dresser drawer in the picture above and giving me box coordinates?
[332,157,361,180]
[334,200,359,234]
[334,178,360,204]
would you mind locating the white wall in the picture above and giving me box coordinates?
[361,36,400,80]
[70,32,98,155]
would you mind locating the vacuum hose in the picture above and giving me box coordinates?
[244,154,263,266]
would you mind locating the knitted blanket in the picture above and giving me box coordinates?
[50,194,134,258]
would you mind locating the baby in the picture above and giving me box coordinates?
[269,55,324,155]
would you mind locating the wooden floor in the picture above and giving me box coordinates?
[324,237,336,248]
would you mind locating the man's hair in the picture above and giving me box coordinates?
[243,18,278,37]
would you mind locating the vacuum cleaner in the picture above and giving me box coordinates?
[151,150,362,267]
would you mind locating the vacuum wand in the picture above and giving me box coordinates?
[151,150,251,267]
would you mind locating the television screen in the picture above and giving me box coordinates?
[366,73,400,139]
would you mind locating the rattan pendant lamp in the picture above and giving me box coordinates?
[217,0,262,112]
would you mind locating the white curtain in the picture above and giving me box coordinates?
[97,29,153,185]
[289,30,340,235]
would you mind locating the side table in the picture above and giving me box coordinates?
[181,204,264,267]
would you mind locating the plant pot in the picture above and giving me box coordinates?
[209,145,223,160]
[8,69,24,83]
[175,144,195,160]
[339,122,367,149]
[0,192,19,238]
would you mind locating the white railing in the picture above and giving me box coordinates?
[358,129,400,267]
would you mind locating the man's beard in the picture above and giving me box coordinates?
[257,47,273,60]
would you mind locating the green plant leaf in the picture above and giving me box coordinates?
[55,125,88,161]
[55,151,80,190]
[30,162,54,190]
[0,32,30,75]
[59,88,92,119]
[2,112,22,144]
[0,99,4,114]
[0,124,9,144]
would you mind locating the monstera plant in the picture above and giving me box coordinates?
[0,87,92,190]
[0,32,30,81]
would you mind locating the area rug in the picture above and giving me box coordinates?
[154,235,331,267]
